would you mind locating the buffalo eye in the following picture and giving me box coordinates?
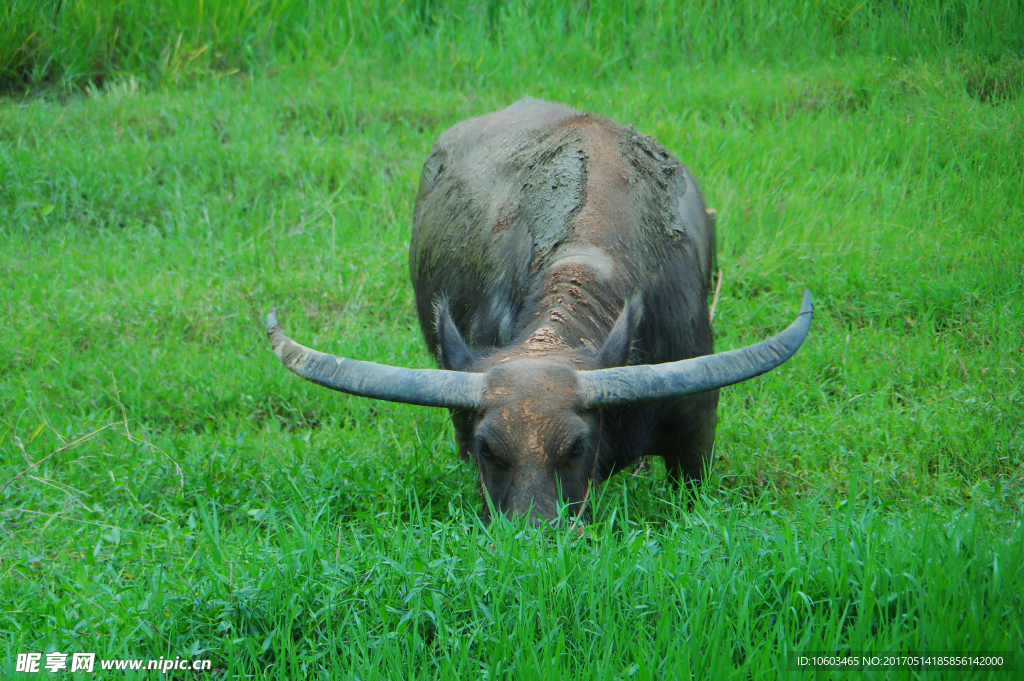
[476,439,494,459]
[570,439,586,459]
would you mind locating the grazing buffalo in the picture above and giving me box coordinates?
[267,99,812,524]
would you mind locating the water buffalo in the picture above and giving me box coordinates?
[267,98,812,524]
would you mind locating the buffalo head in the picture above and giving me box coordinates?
[265,290,812,524]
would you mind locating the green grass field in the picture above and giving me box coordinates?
[2,1,1024,678]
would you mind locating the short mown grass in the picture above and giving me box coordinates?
[2,4,1023,678]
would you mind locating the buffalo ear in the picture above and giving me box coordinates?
[598,294,643,368]
[434,297,475,371]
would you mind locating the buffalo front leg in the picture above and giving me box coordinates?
[449,409,474,461]
[658,390,719,488]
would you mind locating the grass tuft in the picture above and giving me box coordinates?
[3,0,1024,93]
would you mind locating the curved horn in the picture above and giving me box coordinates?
[266,309,485,410]
[578,290,813,408]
